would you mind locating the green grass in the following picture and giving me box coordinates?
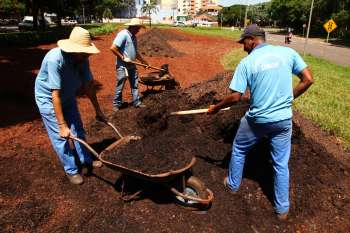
[222,48,350,149]
[86,23,122,36]
[155,25,242,40]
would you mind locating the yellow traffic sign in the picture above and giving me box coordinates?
[323,19,337,33]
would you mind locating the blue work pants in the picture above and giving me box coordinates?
[113,66,141,107]
[39,104,92,175]
[227,116,292,214]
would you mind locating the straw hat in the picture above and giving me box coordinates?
[125,18,145,28]
[57,26,99,54]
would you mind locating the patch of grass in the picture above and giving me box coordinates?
[222,48,350,149]
[155,25,241,40]
[87,23,122,36]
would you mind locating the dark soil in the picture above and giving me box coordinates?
[138,28,184,57]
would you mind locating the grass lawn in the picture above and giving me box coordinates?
[222,48,350,149]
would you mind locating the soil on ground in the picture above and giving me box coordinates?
[1,28,350,233]
[138,28,184,57]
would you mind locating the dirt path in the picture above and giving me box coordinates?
[0,28,349,233]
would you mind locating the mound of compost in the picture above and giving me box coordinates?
[99,72,249,174]
[138,28,184,57]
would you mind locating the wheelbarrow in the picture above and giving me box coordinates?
[70,121,213,209]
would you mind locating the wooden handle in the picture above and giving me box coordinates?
[170,104,249,116]
[130,61,166,72]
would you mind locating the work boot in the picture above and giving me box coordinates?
[277,212,288,221]
[66,173,83,185]
[223,177,237,194]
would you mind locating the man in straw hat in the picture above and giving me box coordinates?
[110,17,149,111]
[35,26,107,185]
[208,24,314,220]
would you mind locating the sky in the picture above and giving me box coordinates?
[218,0,271,7]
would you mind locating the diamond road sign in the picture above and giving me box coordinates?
[323,19,337,33]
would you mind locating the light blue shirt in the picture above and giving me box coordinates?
[34,48,93,112]
[113,29,137,68]
[230,44,307,123]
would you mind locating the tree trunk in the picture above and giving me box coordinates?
[149,11,151,28]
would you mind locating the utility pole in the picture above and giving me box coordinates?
[303,0,314,56]
[244,0,249,27]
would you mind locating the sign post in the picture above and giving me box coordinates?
[323,19,337,43]
[322,19,337,57]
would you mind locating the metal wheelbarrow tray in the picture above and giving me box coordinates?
[72,126,213,209]
[139,72,179,90]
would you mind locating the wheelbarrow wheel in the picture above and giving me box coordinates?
[174,176,210,209]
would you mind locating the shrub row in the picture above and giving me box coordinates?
[0,23,120,47]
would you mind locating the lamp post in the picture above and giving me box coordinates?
[303,0,314,56]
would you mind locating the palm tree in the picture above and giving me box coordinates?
[141,0,159,27]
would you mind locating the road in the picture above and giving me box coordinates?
[266,33,350,67]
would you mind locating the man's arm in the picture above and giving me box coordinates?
[110,44,124,60]
[207,91,242,114]
[293,68,314,99]
[84,80,107,122]
[52,90,71,137]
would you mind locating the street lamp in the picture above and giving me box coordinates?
[303,0,314,56]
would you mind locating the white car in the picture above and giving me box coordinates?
[174,21,186,27]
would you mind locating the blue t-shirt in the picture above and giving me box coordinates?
[230,44,307,123]
[113,29,137,68]
[34,48,93,113]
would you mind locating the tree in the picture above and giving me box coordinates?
[141,0,159,27]
[0,0,25,18]
[102,7,112,21]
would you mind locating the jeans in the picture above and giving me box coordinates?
[113,66,141,107]
[227,116,292,214]
[39,104,92,175]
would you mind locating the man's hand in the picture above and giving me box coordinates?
[207,105,219,114]
[96,110,107,123]
[59,124,71,138]
[123,57,132,63]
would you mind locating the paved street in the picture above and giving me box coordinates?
[266,32,350,67]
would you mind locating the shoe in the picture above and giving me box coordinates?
[277,212,288,221]
[223,177,237,194]
[134,104,146,108]
[66,173,83,185]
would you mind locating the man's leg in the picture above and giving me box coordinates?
[40,109,78,175]
[268,119,292,215]
[113,66,127,108]
[128,68,141,107]
[63,104,92,166]
[227,117,261,191]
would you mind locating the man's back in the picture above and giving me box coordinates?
[230,44,307,123]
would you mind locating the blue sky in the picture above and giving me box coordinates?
[218,0,271,7]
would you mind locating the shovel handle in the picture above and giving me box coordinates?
[130,60,166,72]
[170,104,249,116]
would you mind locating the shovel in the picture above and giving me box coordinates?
[170,104,249,116]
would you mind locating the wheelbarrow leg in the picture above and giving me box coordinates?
[120,176,143,202]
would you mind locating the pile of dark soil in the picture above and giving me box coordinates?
[138,28,184,57]
[99,72,248,174]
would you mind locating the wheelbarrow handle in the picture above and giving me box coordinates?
[69,135,100,159]
[106,121,123,139]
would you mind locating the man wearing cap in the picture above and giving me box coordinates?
[110,18,149,110]
[208,24,314,220]
[35,26,107,185]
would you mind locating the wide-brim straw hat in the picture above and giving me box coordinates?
[57,26,100,54]
[125,18,145,28]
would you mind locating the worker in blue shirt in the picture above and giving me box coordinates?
[110,18,149,111]
[208,24,314,220]
[35,27,107,185]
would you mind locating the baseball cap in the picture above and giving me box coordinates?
[237,24,265,44]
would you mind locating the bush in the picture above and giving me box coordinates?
[0,23,121,47]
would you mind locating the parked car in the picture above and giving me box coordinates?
[174,21,186,27]
[18,16,48,31]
